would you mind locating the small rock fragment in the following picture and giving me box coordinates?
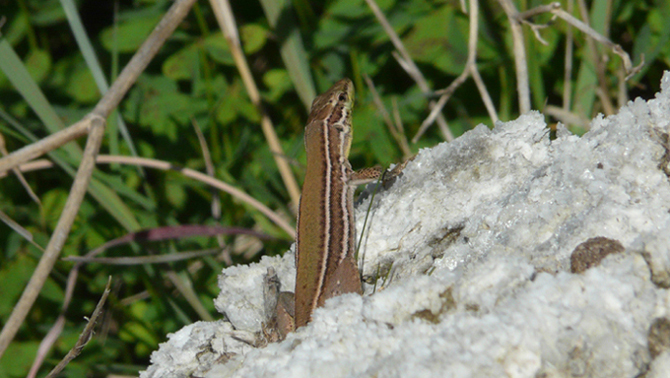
[570,237,624,273]
[648,317,670,358]
[641,237,670,288]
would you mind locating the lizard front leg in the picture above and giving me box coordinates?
[261,268,295,344]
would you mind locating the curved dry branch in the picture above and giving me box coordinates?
[415,0,497,142]
[364,0,455,142]
[94,155,295,237]
[2,155,296,238]
[0,117,105,358]
[363,75,412,159]
[496,0,532,114]
[516,1,644,90]
[43,277,112,378]
[209,0,301,213]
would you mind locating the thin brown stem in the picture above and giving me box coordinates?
[209,0,301,213]
[0,155,295,237]
[562,0,574,111]
[0,117,91,174]
[496,0,531,113]
[365,0,455,142]
[44,278,112,378]
[0,117,105,358]
[0,132,41,205]
[545,105,590,128]
[0,0,199,359]
[391,98,412,160]
[416,0,497,142]
[64,248,222,265]
[192,118,231,265]
[94,155,295,237]
[517,2,643,79]
[363,75,412,159]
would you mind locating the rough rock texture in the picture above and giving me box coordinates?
[141,72,670,378]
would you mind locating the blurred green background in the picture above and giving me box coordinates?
[0,0,668,376]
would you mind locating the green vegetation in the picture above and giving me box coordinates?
[0,0,668,376]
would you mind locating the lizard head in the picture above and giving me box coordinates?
[306,78,354,127]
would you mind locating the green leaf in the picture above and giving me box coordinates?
[315,52,346,85]
[0,56,140,232]
[100,14,163,53]
[329,0,368,18]
[24,49,52,84]
[60,0,140,168]
[31,0,66,26]
[41,275,65,303]
[165,179,187,208]
[3,11,29,46]
[93,170,157,212]
[0,341,39,377]
[41,189,69,230]
[631,7,670,81]
[88,175,142,233]
[572,0,609,117]
[204,34,234,65]
[241,24,268,54]
[403,5,468,76]
[573,55,597,118]
[163,43,199,80]
[65,62,100,104]
[313,18,352,49]
[215,80,260,125]
[120,320,159,348]
[263,69,292,101]
[0,39,78,154]
[129,76,208,141]
[354,104,393,164]
[258,0,316,109]
[0,254,35,317]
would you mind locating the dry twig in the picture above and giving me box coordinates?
[43,277,112,378]
[364,0,455,142]
[0,132,41,205]
[0,0,199,358]
[515,1,644,112]
[208,0,301,212]
[0,117,105,359]
[192,118,232,265]
[363,75,412,159]
[416,0,497,142]
[496,0,532,114]
[544,105,590,129]
[562,0,574,111]
[1,154,295,237]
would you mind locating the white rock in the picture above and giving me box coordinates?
[141,72,670,378]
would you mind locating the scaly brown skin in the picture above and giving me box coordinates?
[262,79,382,342]
[295,78,362,328]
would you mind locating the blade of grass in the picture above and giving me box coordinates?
[209,0,302,211]
[527,36,546,111]
[59,0,143,175]
[0,39,141,231]
[165,270,214,321]
[0,107,142,230]
[258,0,316,109]
[631,3,670,83]
[0,107,141,231]
[573,0,608,119]
[0,38,81,160]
